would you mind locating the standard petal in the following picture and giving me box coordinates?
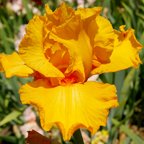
[75,7,102,20]
[52,15,81,39]
[91,16,115,64]
[50,30,92,80]
[19,16,64,78]
[0,52,33,78]
[20,80,118,140]
[91,26,142,74]
[45,3,74,26]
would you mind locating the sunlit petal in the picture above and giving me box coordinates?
[50,30,92,80]
[0,52,33,78]
[91,26,142,74]
[20,80,118,140]
[75,7,102,20]
[45,3,74,26]
[89,16,115,66]
[19,16,64,78]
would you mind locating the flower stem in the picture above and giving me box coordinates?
[73,129,84,144]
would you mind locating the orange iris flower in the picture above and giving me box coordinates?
[0,3,142,140]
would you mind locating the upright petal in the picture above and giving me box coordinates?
[19,16,64,78]
[20,80,118,140]
[75,7,102,20]
[45,3,74,26]
[0,52,33,78]
[91,26,142,74]
[91,16,115,64]
[50,30,92,81]
[52,15,81,39]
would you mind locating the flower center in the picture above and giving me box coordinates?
[60,75,77,86]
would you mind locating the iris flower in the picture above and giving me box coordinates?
[0,3,142,140]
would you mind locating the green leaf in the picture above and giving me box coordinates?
[121,2,133,19]
[22,0,33,20]
[115,69,136,118]
[120,125,144,144]
[114,71,126,96]
[99,73,114,84]
[0,136,17,143]
[0,110,21,126]
[136,12,144,20]
[112,119,144,144]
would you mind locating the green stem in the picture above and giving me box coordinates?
[73,129,84,144]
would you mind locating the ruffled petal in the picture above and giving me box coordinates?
[45,3,74,26]
[91,16,115,65]
[91,26,142,74]
[0,52,33,78]
[75,7,102,20]
[45,4,53,15]
[20,79,118,140]
[50,30,92,80]
[52,14,81,39]
[19,15,64,78]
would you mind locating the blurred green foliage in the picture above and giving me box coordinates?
[0,0,144,143]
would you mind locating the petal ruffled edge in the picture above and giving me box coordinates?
[91,26,143,74]
[20,79,118,140]
[75,7,102,20]
[19,15,64,78]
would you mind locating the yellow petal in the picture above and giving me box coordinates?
[19,15,64,78]
[91,26,142,74]
[52,15,81,39]
[50,30,92,81]
[20,79,118,140]
[45,3,74,26]
[75,8,102,51]
[75,7,102,20]
[49,45,70,73]
[0,52,33,78]
[45,4,53,15]
[92,16,115,64]
[44,3,75,40]
[64,55,85,83]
